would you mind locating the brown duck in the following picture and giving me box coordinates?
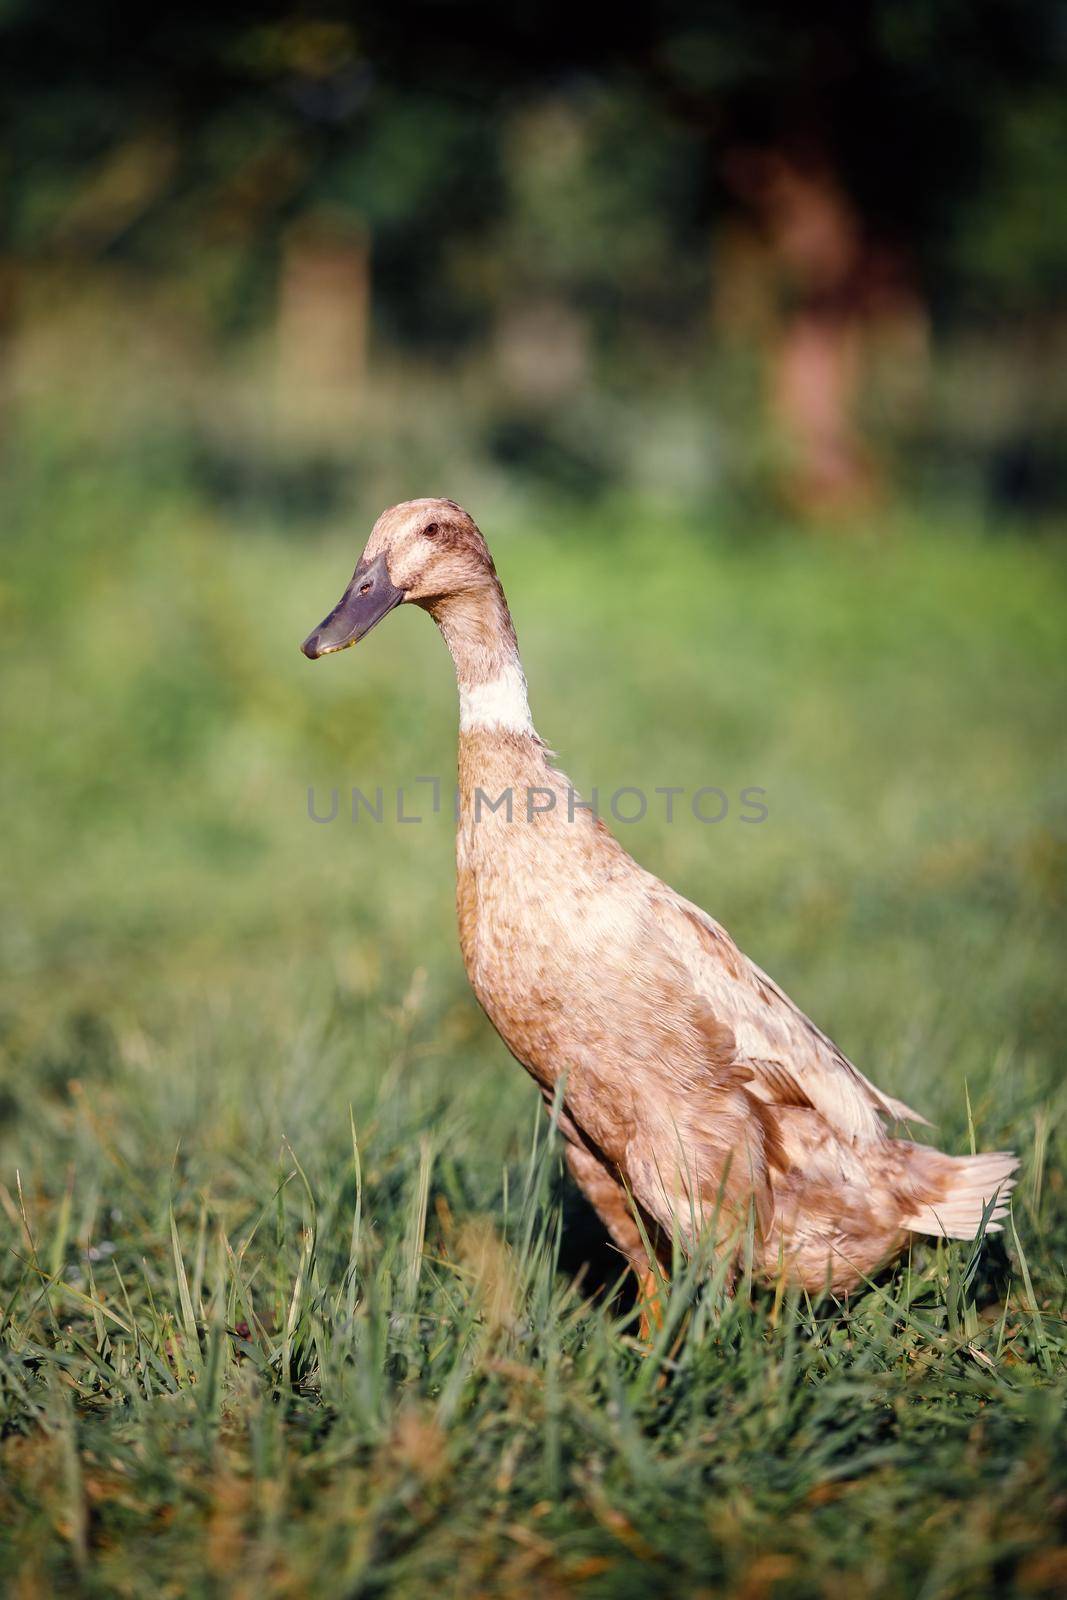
[301,498,1016,1306]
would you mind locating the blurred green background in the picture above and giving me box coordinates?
[3,1,1067,515]
[2,5,1066,1596]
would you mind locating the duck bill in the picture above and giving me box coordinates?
[301,552,405,659]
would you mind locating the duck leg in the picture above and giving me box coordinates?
[563,1138,669,1335]
[634,1268,667,1340]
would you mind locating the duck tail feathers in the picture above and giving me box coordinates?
[899,1149,1018,1240]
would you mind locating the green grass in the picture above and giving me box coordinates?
[1,433,1066,1597]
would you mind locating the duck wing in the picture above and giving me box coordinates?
[644,883,930,1145]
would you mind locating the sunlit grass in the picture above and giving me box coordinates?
[1,432,1065,1595]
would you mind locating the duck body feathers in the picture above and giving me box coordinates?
[457,725,1016,1295]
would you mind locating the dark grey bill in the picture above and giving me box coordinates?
[301,551,405,659]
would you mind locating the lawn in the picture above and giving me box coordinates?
[1,434,1065,1598]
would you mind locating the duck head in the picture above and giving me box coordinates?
[300,497,498,659]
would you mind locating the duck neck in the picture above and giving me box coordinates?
[430,581,537,739]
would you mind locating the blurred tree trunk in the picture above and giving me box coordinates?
[276,214,370,438]
[719,148,927,514]
[0,260,17,438]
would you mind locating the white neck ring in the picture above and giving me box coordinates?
[459,660,534,734]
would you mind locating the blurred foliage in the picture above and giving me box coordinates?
[4,3,1063,295]
[2,2,1064,514]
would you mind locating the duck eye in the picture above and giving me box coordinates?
[359,581,372,595]
[424,522,439,538]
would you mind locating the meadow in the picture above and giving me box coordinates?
[1,426,1065,1598]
